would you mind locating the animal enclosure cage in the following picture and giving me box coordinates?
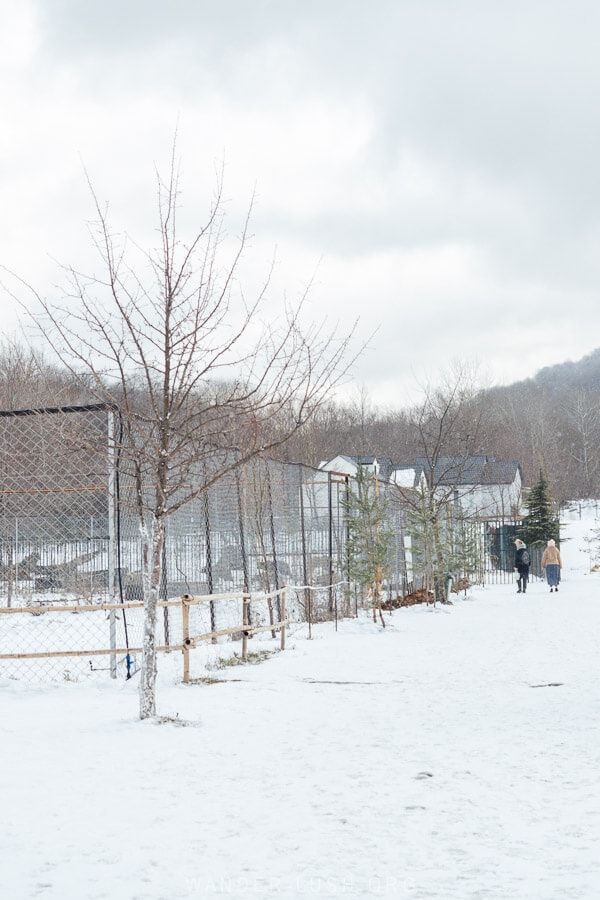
[0,403,137,679]
[0,408,397,679]
[0,405,520,681]
[0,404,115,607]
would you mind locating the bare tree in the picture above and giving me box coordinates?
[12,151,357,718]
[561,388,600,499]
[397,362,486,602]
[0,338,86,410]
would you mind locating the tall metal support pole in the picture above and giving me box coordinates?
[266,464,281,618]
[107,410,117,678]
[236,467,251,627]
[203,489,217,637]
[344,476,356,616]
[12,519,18,609]
[299,467,312,638]
[328,472,335,619]
[161,534,170,646]
[90,515,94,601]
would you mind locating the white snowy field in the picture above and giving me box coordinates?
[2,511,600,900]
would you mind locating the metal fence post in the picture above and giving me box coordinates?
[328,471,334,614]
[299,466,312,637]
[160,533,169,646]
[266,464,281,618]
[236,467,251,625]
[107,409,117,678]
[242,593,249,660]
[280,589,286,650]
[182,596,190,683]
[203,489,217,640]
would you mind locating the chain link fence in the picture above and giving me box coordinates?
[0,406,522,681]
[0,405,135,680]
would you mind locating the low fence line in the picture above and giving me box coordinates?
[0,645,178,661]
[0,592,249,616]
[0,587,288,683]
[180,588,287,682]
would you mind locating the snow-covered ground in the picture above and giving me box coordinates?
[2,509,600,900]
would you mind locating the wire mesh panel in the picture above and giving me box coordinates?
[161,459,360,626]
[3,426,524,683]
[0,604,145,681]
[0,405,143,679]
[0,405,110,603]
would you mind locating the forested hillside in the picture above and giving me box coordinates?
[275,351,600,505]
[2,341,600,505]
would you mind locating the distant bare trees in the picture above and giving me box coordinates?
[0,339,87,410]
[561,388,600,499]
[277,358,600,507]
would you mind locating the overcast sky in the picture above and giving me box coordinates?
[2,0,600,406]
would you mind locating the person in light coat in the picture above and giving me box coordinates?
[541,539,562,592]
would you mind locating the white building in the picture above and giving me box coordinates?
[390,456,523,520]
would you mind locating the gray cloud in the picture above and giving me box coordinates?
[2,0,600,403]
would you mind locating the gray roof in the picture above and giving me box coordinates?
[341,455,395,480]
[411,456,521,487]
[326,453,521,488]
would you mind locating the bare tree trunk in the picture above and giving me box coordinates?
[139,515,164,719]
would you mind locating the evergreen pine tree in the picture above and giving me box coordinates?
[343,465,394,625]
[522,470,560,548]
[407,489,483,601]
[448,512,483,587]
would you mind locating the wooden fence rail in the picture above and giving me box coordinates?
[0,588,288,683]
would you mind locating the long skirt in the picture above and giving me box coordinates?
[545,563,560,587]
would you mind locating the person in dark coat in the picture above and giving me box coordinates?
[514,539,530,594]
